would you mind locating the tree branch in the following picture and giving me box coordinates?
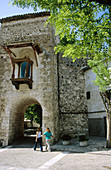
[100,92,109,113]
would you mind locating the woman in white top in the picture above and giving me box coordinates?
[34,127,42,151]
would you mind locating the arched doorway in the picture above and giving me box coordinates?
[24,104,42,137]
[8,97,42,145]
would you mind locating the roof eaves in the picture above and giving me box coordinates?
[0,11,50,23]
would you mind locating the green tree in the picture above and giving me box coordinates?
[25,104,42,127]
[10,0,111,147]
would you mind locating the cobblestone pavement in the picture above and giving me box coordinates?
[0,137,111,170]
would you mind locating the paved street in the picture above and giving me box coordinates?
[0,137,111,170]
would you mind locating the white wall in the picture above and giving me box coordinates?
[84,69,107,137]
[85,69,106,118]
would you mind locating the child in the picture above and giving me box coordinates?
[34,127,42,152]
[44,127,53,152]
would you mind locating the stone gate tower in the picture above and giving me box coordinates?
[0,12,88,146]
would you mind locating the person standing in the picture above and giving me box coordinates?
[34,127,42,152]
[44,127,53,152]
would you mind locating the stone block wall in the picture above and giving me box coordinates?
[59,113,88,137]
[0,45,12,145]
[58,57,88,136]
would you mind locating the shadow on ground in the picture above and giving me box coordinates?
[51,136,111,153]
[12,136,35,148]
[10,136,111,153]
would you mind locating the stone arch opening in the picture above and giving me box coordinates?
[8,97,42,145]
[24,104,42,136]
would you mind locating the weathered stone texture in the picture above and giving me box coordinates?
[0,46,12,145]
[1,17,53,52]
[58,57,88,135]
[59,57,87,113]
[60,113,88,137]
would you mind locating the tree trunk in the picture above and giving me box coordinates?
[106,112,111,148]
[100,92,111,148]
[31,116,33,128]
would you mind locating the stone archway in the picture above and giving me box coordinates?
[7,96,42,145]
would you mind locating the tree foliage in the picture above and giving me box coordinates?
[25,104,42,127]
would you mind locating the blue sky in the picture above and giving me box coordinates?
[0,0,42,19]
[0,0,106,20]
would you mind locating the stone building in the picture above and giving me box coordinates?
[0,12,106,146]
